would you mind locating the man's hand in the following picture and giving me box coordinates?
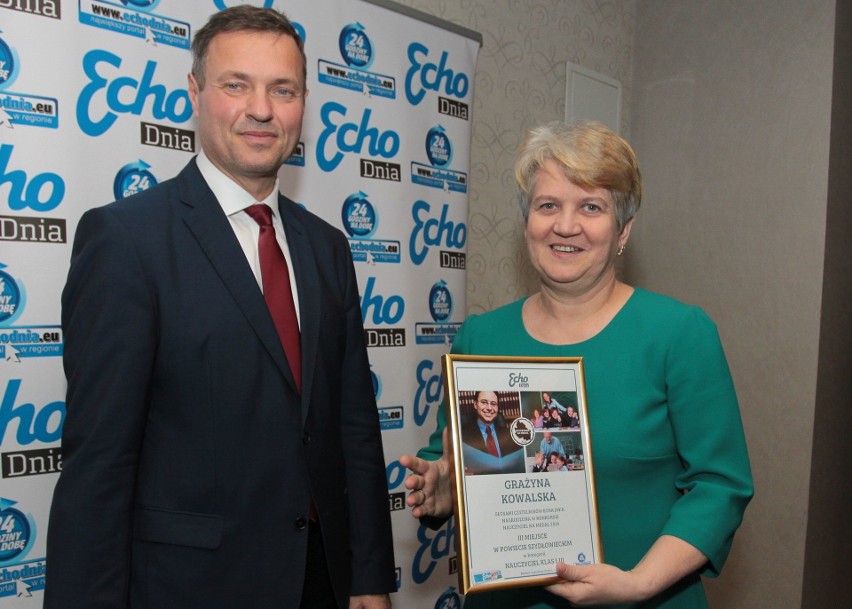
[399,428,453,520]
[349,593,391,609]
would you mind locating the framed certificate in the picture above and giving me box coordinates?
[442,354,603,594]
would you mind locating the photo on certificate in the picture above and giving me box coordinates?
[457,389,525,475]
[442,354,603,595]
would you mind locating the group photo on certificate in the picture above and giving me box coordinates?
[456,388,587,477]
[399,120,753,609]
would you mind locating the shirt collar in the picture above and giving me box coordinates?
[196,150,281,218]
[477,420,493,433]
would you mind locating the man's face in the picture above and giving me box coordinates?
[474,391,499,425]
[188,30,306,198]
[543,431,552,442]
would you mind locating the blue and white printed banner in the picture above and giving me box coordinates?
[0,1,477,607]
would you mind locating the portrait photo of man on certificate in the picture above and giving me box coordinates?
[443,354,603,595]
[459,390,525,475]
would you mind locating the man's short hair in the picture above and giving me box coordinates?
[191,5,306,88]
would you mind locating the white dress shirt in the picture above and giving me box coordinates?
[195,150,301,327]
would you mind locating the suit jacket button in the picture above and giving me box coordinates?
[303,433,311,444]
[295,517,307,530]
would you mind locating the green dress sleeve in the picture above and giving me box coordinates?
[658,306,753,576]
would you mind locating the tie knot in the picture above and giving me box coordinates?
[245,203,273,227]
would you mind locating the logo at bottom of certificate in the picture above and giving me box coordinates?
[510,417,535,446]
[472,570,503,584]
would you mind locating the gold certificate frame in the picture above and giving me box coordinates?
[442,354,603,595]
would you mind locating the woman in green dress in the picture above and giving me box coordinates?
[400,121,753,608]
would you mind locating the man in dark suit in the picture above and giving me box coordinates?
[460,390,520,458]
[45,7,394,609]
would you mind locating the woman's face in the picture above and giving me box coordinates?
[525,159,631,295]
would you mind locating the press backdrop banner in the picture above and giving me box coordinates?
[0,1,478,607]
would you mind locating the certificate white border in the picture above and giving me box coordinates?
[442,354,603,595]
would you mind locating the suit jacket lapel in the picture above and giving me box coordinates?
[176,161,298,391]
[279,194,320,423]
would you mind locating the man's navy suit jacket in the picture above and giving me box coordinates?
[45,159,395,608]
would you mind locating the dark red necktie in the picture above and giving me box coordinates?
[485,426,499,457]
[245,204,301,392]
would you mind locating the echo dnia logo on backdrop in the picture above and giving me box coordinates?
[316,101,400,173]
[409,200,466,266]
[413,358,443,427]
[360,276,406,348]
[405,42,470,108]
[77,49,192,137]
[0,144,65,212]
